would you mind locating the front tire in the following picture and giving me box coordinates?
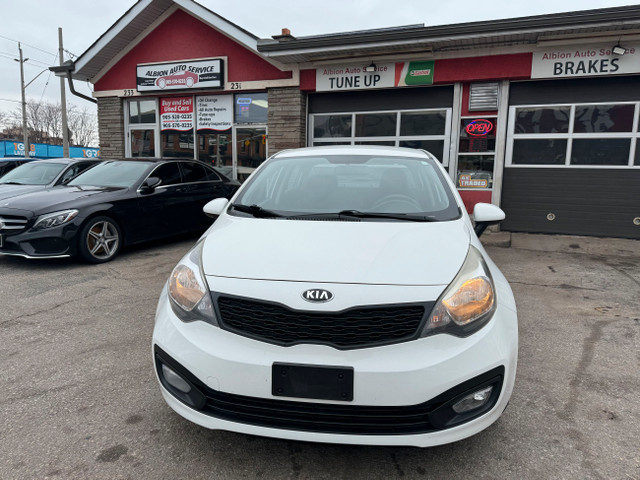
[78,216,122,263]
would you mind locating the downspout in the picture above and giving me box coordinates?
[49,61,97,104]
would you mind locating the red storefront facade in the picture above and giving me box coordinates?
[61,0,640,238]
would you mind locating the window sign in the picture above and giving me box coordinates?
[160,97,194,132]
[197,95,233,133]
[235,93,268,124]
[459,118,496,153]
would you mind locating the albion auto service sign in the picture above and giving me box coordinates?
[532,44,640,79]
[137,59,223,92]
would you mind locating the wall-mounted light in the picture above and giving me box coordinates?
[363,63,377,72]
[612,45,627,56]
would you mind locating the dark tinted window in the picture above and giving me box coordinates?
[152,163,182,186]
[573,104,635,133]
[182,162,219,183]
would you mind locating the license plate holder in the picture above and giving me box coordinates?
[272,363,354,402]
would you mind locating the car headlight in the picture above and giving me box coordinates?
[168,240,218,325]
[31,209,79,231]
[422,246,496,338]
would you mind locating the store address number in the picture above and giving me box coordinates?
[122,83,241,96]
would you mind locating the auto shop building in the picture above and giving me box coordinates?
[59,0,640,239]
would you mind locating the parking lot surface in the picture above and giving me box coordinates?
[1,235,639,480]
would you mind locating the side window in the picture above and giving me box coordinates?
[182,162,219,183]
[59,165,81,184]
[151,163,182,186]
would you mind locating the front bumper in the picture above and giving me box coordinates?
[152,284,518,447]
[0,222,80,259]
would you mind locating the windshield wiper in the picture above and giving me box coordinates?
[231,203,283,218]
[0,181,24,185]
[337,210,437,222]
[288,210,437,222]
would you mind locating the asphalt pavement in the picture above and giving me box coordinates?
[0,233,638,480]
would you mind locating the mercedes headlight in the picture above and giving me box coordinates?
[31,209,79,231]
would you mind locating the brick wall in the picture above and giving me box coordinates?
[267,87,307,154]
[97,97,125,158]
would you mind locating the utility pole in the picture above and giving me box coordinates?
[15,43,29,158]
[58,28,69,157]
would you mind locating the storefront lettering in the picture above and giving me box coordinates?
[329,74,382,89]
[552,58,619,76]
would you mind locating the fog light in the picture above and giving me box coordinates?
[452,386,493,413]
[162,364,192,393]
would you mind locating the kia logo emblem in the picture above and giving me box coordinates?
[302,289,334,303]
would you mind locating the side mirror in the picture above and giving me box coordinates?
[140,176,161,193]
[203,197,229,218]
[472,203,505,237]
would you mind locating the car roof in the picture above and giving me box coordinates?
[23,158,100,165]
[272,145,434,159]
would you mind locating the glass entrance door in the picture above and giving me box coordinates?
[233,126,267,182]
[130,129,156,157]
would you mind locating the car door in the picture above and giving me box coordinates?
[179,161,227,230]
[133,162,188,242]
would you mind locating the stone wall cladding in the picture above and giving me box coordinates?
[267,88,307,155]
[97,97,125,159]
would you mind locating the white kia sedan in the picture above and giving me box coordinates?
[152,146,518,447]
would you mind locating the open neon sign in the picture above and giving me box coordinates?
[465,119,494,136]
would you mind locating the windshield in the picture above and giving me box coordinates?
[68,161,151,188]
[0,162,66,185]
[233,154,460,221]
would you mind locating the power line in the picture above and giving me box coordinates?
[0,34,57,58]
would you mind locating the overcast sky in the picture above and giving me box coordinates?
[0,0,636,121]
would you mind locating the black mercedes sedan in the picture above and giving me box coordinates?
[0,158,101,201]
[0,159,240,263]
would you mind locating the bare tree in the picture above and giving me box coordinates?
[2,99,98,147]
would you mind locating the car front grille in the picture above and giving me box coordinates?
[215,295,432,349]
[0,215,29,233]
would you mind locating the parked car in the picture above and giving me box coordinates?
[0,158,101,202]
[152,145,518,447]
[0,157,35,178]
[0,159,240,263]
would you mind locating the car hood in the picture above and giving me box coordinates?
[202,215,471,286]
[0,185,128,215]
[0,184,47,202]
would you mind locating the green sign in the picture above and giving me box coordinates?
[401,61,434,86]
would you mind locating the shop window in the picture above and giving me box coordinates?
[162,132,194,158]
[235,93,268,124]
[400,111,446,136]
[571,139,631,165]
[130,130,155,157]
[512,139,567,165]
[129,100,157,124]
[310,108,451,165]
[457,117,496,190]
[354,140,396,146]
[508,102,640,168]
[355,113,396,137]
[514,107,570,134]
[573,104,634,133]
[635,144,640,166]
[313,115,352,138]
